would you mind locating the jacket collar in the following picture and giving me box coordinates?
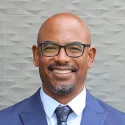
[19,88,107,125]
[19,88,48,125]
[80,89,108,125]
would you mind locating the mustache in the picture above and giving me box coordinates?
[47,63,78,72]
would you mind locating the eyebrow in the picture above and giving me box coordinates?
[38,40,84,46]
[38,40,55,45]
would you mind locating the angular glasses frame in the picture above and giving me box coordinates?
[38,41,91,58]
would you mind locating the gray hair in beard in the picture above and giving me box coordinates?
[52,83,75,94]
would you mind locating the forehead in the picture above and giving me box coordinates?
[39,40,83,46]
[38,16,90,45]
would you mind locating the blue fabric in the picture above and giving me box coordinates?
[0,88,125,125]
[55,106,72,125]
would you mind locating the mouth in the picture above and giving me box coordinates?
[53,69,72,74]
[47,64,78,79]
[48,64,78,73]
[48,66,77,74]
[47,64,78,80]
[49,69,74,80]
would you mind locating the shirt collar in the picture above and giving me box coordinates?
[67,87,86,116]
[40,87,86,118]
[40,88,60,118]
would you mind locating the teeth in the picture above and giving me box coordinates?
[53,70,72,74]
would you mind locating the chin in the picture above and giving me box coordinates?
[52,82,76,94]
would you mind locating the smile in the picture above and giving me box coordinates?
[53,69,72,74]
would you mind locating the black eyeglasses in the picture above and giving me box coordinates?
[38,41,90,58]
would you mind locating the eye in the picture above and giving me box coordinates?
[44,46,56,50]
[43,44,58,52]
[68,45,82,52]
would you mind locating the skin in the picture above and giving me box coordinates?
[32,13,96,104]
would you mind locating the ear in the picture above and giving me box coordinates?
[87,47,96,68]
[32,45,39,67]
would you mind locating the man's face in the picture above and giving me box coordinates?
[33,16,95,96]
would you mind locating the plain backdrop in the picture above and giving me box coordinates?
[0,0,125,112]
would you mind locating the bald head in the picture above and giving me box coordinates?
[33,13,96,99]
[37,13,91,44]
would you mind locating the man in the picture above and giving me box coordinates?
[0,13,125,125]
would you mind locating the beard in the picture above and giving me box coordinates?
[52,82,76,94]
[39,61,78,95]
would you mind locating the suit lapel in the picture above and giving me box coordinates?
[80,106,107,125]
[18,88,48,125]
[18,88,108,125]
[80,90,108,125]
[19,111,48,125]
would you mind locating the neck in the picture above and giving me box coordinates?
[43,86,84,104]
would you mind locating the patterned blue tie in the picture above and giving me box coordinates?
[55,105,72,125]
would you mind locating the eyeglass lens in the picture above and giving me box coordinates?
[41,42,84,57]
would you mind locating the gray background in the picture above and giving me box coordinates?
[0,0,125,112]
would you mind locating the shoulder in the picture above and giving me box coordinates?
[96,97,125,124]
[0,88,41,114]
[97,98,124,115]
[0,88,41,124]
[86,90,125,124]
[86,90,124,116]
[0,94,33,114]
[0,96,30,112]
[0,97,30,124]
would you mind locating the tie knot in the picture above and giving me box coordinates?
[55,105,72,124]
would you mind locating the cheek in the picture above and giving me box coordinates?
[73,57,88,84]
[39,56,54,74]
[77,56,87,66]
[39,56,49,73]
[39,55,53,66]
[39,56,52,82]
[76,57,88,75]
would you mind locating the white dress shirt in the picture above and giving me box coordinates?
[40,87,86,125]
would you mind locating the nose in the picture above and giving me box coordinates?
[54,47,70,63]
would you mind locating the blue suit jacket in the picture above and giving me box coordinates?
[0,88,125,125]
